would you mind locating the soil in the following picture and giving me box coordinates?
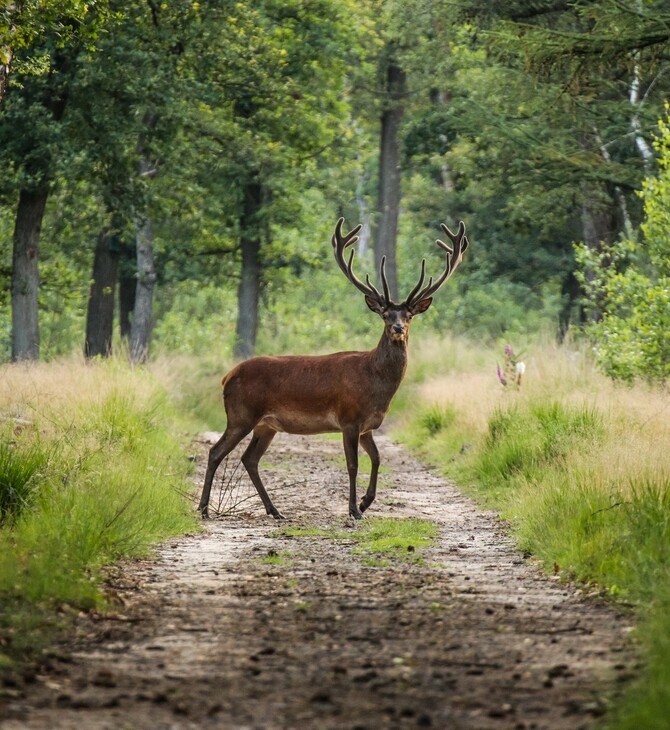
[0,432,636,730]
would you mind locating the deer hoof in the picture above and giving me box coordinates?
[200,506,210,520]
[350,507,363,520]
[271,510,286,520]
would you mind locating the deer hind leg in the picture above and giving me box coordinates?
[359,431,380,514]
[343,427,363,520]
[241,425,282,519]
[198,425,252,519]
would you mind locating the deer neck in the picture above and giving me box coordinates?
[371,332,408,392]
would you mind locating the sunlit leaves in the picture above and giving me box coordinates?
[576,109,670,382]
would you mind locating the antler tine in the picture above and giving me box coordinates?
[404,258,427,305]
[406,221,468,305]
[380,256,391,303]
[347,249,380,298]
[331,217,362,254]
[440,220,464,243]
[332,217,387,305]
[365,273,383,300]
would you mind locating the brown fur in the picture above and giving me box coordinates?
[197,218,468,520]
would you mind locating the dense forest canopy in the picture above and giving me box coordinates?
[1,0,668,377]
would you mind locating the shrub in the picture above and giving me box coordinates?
[576,107,670,383]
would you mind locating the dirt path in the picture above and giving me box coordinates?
[1,433,635,730]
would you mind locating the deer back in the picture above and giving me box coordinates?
[222,349,404,435]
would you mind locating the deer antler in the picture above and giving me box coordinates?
[405,221,469,308]
[332,218,389,308]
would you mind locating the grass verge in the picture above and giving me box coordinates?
[392,338,670,729]
[0,359,197,674]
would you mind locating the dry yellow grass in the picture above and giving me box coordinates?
[0,357,165,438]
[413,338,670,494]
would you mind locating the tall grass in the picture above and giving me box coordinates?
[0,358,197,669]
[393,337,670,728]
[0,440,48,524]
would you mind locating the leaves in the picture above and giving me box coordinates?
[576,108,670,382]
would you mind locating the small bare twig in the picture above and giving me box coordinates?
[590,501,628,516]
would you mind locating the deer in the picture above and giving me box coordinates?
[197,217,469,520]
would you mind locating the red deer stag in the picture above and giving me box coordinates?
[198,218,469,520]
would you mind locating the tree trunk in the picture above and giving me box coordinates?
[374,50,406,301]
[118,241,136,342]
[84,230,118,358]
[557,270,582,342]
[11,187,48,361]
[8,35,72,362]
[234,181,263,361]
[129,212,156,364]
[581,185,617,322]
[581,192,616,251]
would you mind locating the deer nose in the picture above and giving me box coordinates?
[392,323,404,334]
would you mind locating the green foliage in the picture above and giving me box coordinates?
[153,283,237,356]
[609,582,670,730]
[0,439,47,524]
[508,473,670,601]
[576,107,670,382]
[260,550,291,566]
[7,0,667,362]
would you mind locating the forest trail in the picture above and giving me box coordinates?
[0,433,635,730]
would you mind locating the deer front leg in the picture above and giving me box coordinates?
[358,431,379,514]
[343,427,363,520]
[198,426,251,519]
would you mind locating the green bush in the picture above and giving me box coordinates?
[576,108,670,383]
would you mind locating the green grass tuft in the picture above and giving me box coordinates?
[419,403,457,436]
[275,517,439,565]
[356,517,439,560]
[0,439,48,524]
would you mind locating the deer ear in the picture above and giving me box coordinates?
[410,297,432,315]
[365,296,384,314]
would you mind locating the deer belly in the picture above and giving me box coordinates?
[257,410,341,435]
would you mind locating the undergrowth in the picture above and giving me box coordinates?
[393,340,670,729]
[0,359,197,671]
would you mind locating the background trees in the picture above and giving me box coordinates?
[1,0,668,380]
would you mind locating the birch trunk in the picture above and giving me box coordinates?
[129,211,156,364]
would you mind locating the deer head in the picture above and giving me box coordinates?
[331,218,469,343]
